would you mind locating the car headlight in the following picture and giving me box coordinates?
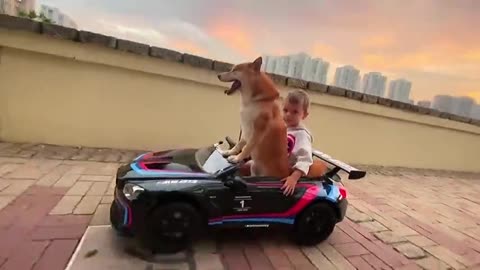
[123,183,145,201]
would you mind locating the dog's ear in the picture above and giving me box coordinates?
[252,56,262,72]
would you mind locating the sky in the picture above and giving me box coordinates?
[37,0,480,103]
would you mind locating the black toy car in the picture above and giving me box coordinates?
[110,137,366,253]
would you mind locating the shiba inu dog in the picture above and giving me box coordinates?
[217,57,290,178]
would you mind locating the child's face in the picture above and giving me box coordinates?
[283,101,308,127]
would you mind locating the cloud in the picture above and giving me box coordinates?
[96,20,169,47]
[170,40,207,56]
[37,0,480,102]
[360,34,396,50]
[463,49,480,62]
[466,91,480,103]
[208,23,255,58]
[312,43,336,60]
[83,15,243,62]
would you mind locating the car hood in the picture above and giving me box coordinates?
[118,148,213,179]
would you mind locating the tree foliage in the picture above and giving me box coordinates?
[16,9,54,24]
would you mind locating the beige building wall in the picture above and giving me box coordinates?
[0,0,16,15]
[0,0,35,15]
[0,23,479,172]
[18,0,35,13]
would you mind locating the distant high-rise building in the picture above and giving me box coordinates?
[18,0,35,13]
[262,52,330,84]
[0,0,14,14]
[305,58,329,84]
[262,55,277,74]
[286,52,311,79]
[354,78,361,92]
[432,95,455,113]
[433,95,475,117]
[260,55,268,72]
[272,55,290,76]
[333,65,360,91]
[388,79,412,103]
[451,96,475,117]
[362,72,387,97]
[40,4,77,28]
[417,100,431,108]
[0,0,36,15]
[470,104,480,120]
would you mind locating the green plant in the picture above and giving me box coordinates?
[38,13,53,24]
[27,10,36,19]
[17,10,27,17]
[16,9,54,24]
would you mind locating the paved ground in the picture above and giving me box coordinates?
[1,141,480,270]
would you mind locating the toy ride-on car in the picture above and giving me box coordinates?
[109,137,366,253]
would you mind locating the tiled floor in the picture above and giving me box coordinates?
[1,141,479,269]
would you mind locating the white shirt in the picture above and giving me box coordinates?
[287,123,314,176]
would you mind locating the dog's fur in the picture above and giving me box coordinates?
[217,57,290,178]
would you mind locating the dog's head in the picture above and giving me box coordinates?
[217,57,279,101]
[217,56,264,96]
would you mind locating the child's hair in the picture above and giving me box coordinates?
[285,89,310,113]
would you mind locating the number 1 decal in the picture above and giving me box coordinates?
[234,195,251,212]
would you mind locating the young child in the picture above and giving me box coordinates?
[281,89,314,196]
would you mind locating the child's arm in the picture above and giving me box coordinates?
[291,131,313,176]
[282,131,313,195]
[282,169,303,196]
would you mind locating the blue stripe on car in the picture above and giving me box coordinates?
[208,217,295,225]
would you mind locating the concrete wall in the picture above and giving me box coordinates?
[1,15,480,172]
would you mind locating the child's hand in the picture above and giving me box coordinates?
[281,176,297,196]
[281,170,303,196]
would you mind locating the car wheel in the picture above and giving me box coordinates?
[138,202,201,254]
[292,201,337,246]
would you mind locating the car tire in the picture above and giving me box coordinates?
[138,202,201,254]
[109,201,132,237]
[292,201,337,246]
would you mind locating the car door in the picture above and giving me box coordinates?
[222,176,296,217]
[243,177,297,216]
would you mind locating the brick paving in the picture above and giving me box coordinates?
[0,141,480,269]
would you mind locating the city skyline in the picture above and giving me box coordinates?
[27,0,478,105]
[1,0,478,105]
[431,95,478,119]
[262,52,330,84]
[263,51,480,119]
[264,52,412,102]
[0,0,77,28]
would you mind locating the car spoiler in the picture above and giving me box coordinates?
[312,150,366,180]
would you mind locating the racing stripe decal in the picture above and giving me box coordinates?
[130,163,211,177]
[208,185,320,225]
[208,184,342,225]
[209,218,294,225]
[115,191,132,227]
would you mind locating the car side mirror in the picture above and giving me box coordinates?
[224,177,247,191]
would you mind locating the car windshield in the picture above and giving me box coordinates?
[195,145,234,175]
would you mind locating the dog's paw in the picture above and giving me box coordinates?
[218,149,231,157]
[227,154,241,163]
